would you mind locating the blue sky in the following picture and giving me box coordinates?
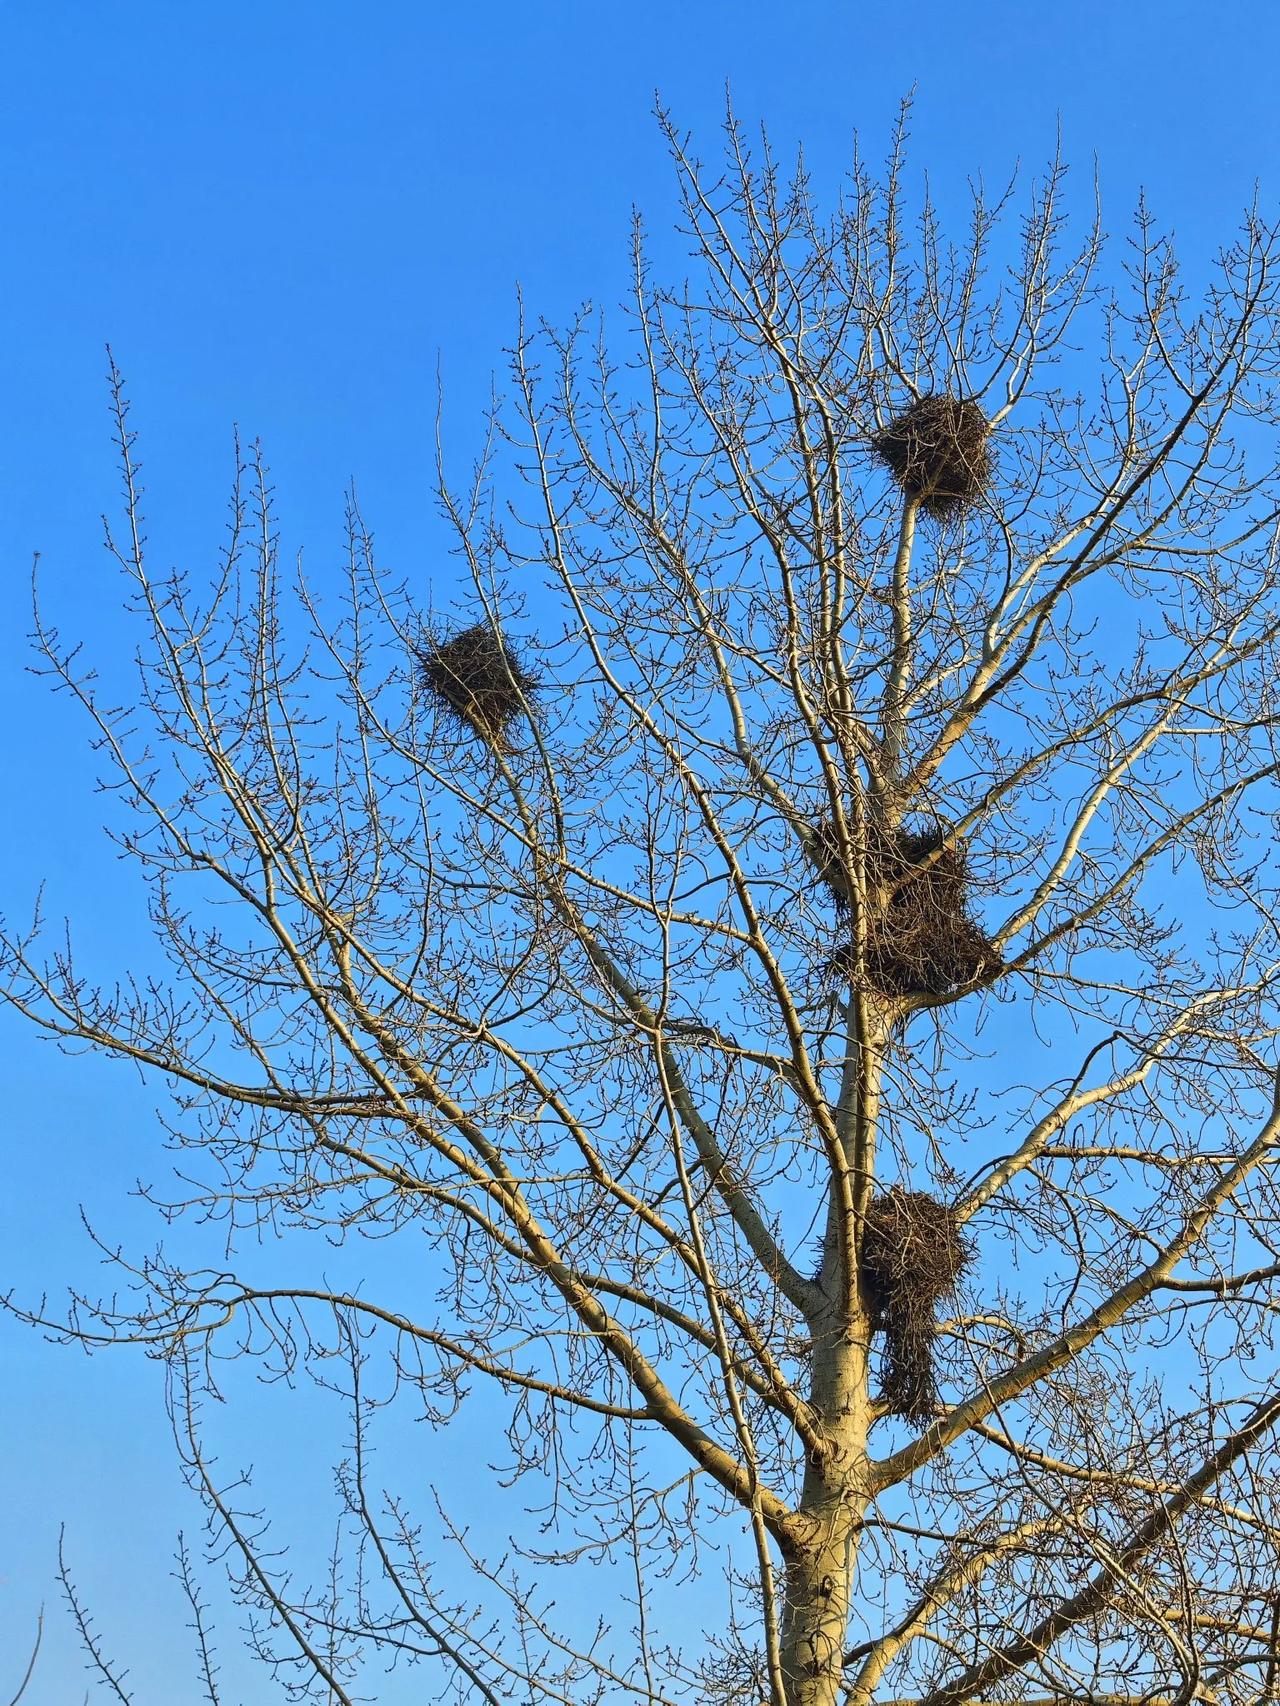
[2,1,1278,1698]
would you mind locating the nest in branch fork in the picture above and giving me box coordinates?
[873,394,992,518]
[860,1188,972,1424]
[417,622,538,751]
[826,823,1002,998]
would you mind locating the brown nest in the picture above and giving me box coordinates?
[860,1189,972,1424]
[873,394,992,518]
[417,623,538,751]
[827,824,1002,997]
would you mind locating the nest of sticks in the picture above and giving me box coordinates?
[860,1189,972,1424]
[417,622,538,751]
[820,822,1002,998]
[873,394,992,518]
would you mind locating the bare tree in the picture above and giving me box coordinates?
[7,108,1280,1706]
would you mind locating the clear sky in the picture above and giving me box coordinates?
[2,1,1278,1698]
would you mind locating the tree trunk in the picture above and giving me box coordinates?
[779,1494,862,1705]
[780,1010,884,1704]
[779,1326,872,1705]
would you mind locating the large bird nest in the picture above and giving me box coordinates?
[417,622,538,751]
[860,1188,972,1424]
[873,394,992,518]
[825,823,1002,998]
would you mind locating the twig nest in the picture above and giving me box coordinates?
[860,1188,972,1424]
[417,622,538,751]
[873,394,992,517]
[824,823,1003,997]
[866,827,1002,996]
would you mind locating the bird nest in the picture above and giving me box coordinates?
[860,1188,972,1424]
[826,823,1002,998]
[873,394,992,518]
[417,622,538,751]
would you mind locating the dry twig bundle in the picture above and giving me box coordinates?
[417,622,538,751]
[860,1189,972,1423]
[824,823,1002,997]
[873,394,992,517]
[865,827,1001,996]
